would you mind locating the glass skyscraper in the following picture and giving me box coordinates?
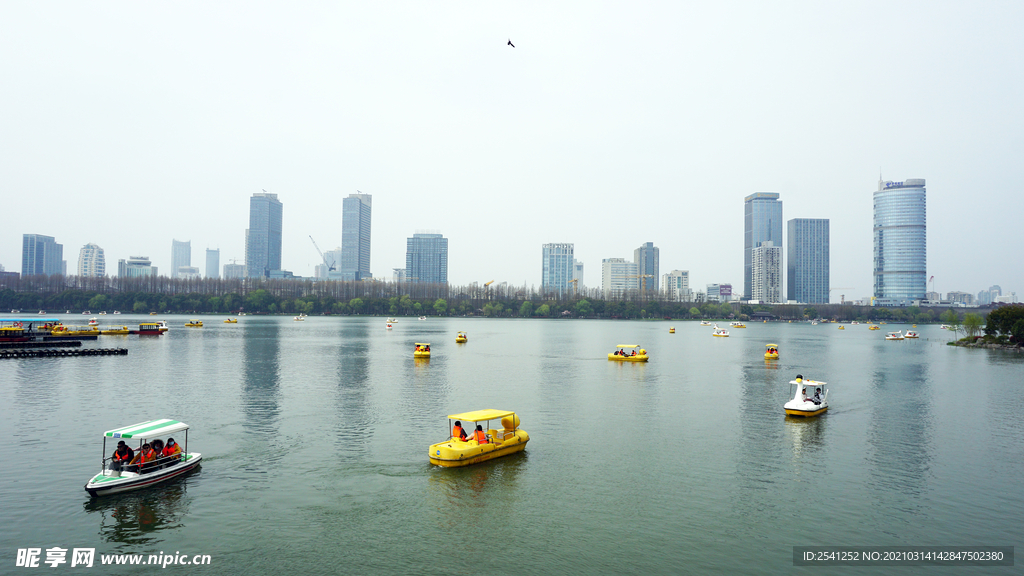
[246,192,283,278]
[341,193,372,281]
[633,242,660,292]
[787,218,830,303]
[206,248,220,279]
[873,178,926,305]
[171,239,191,278]
[22,234,63,277]
[541,243,574,297]
[406,232,448,284]
[744,193,783,300]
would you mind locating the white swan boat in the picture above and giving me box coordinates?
[713,324,730,337]
[885,331,904,340]
[84,419,202,497]
[784,375,828,417]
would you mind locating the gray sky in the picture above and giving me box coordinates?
[2,1,1021,301]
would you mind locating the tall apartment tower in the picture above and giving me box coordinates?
[662,270,691,302]
[787,219,830,303]
[341,192,372,281]
[541,243,575,297]
[118,256,157,278]
[171,239,191,278]
[77,243,105,278]
[601,258,638,299]
[744,193,783,300]
[752,241,782,303]
[22,234,63,277]
[406,232,448,284]
[206,248,220,279]
[573,259,584,288]
[246,192,283,278]
[873,178,926,305]
[633,242,660,292]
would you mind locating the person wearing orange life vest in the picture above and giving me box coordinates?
[162,437,182,461]
[132,443,158,474]
[110,441,134,473]
[472,424,489,444]
[451,421,468,441]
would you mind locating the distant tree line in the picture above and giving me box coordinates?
[0,274,998,323]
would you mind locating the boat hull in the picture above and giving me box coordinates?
[764,353,779,360]
[455,338,467,343]
[429,431,529,467]
[784,404,828,417]
[84,454,202,497]
[608,354,648,362]
[414,351,430,358]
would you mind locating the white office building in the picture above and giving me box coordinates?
[601,258,638,299]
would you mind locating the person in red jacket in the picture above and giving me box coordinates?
[472,425,488,444]
[451,421,467,441]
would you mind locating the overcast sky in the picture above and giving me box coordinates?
[2,1,1021,301]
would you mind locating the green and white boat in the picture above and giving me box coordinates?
[84,419,202,497]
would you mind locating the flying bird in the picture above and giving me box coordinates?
[508,39,515,48]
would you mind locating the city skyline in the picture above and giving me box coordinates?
[2,3,1021,298]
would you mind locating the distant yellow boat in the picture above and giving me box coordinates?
[99,326,129,335]
[455,331,468,343]
[414,343,431,358]
[669,327,675,333]
[224,318,237,323]
[609,344,648,362]
[184,320,203,328]
[764,343,779,360]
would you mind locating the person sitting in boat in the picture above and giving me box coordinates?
[630,349,637,356]
[451,421,465,440]
[132,443,158,474]
[162,437,182,462]
[110,441,134,472]
[811,388,822,405]
[472,424,489,444]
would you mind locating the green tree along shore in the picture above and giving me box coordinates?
[0,275,1014,330]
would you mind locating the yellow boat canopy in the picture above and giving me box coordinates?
[615,344,640,348]
[415,343,431,346]
[447,409,515,422]
[766,343,778,347]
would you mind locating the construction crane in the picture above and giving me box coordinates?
[484,280,495,300]
[829,287,854,305]
[568,278,579,298]
[628,274,655,292]
[309,236,335,272]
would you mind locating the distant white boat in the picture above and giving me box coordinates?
[113,311,121,315]
[418,316,427,321]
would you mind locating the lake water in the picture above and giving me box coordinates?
[1,315,1020,574]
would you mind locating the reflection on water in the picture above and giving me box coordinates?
[784,416,828,463]
[83,478,196,550]
[426,452,527,513]
[242,321,281,436]
[334,321,373,461]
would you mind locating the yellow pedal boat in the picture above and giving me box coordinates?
[224,318,237,323]
[100,326,130,335]
[608,344,648,362]
[869,325,880,330]
[669,327,675,333]
[764,343,779,360]
[185,320,203,327]
[429,409,529,467]
[455,331,468,343]
[414,342,431,358]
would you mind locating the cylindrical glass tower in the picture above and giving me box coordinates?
[873,178,926,304]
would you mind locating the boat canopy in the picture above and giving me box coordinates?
[447,409,515,423]
[104,419,190,439]
[415,342,431,346]
[766,343,778,347]
[615,344,640,348]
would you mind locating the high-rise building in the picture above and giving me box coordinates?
[177,266,201,279]
[663,270,691,302]
[873,178,926,305]
[406,232,448,284]
[223,262,245,279]
[601,258,638,299]
[206,249,220,279]
[978,285,1002,305]
[573,259,584,289]
[541,243,575,297]
[246,192,283,278]
[787,219,829,303]
[634,242,660,292]
[118,256,157,278]
[752,241,782,303]
[341,192,372,281]
[393,268,407,283]
[744,193,783,299]
[77,243,105,278]
[22,234,64,277]
[947,291,974,305]
[171,240,191,279]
